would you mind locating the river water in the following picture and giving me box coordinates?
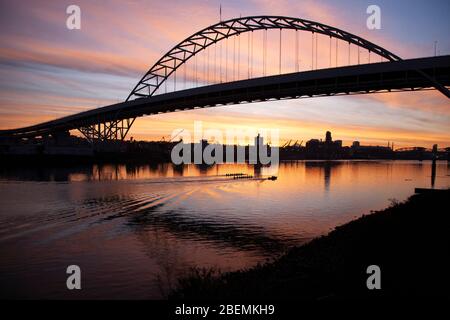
[0,160,448,299]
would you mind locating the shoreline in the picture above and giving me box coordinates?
[170,189,449,300]
[0,155,447,167]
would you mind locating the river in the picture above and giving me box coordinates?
[0,160,448,299]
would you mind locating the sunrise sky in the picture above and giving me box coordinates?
[0,0,449,148]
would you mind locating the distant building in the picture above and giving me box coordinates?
[350,140,394,159]
[325,131,332,144]
[305,139,320,149]
[305,131,345,159]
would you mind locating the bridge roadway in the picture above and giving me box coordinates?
[1,55,449,139]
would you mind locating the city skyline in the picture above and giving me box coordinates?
[0,0,449,147]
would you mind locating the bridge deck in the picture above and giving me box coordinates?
[1,55,449,139]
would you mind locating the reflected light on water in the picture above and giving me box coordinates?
[0,160,448,298]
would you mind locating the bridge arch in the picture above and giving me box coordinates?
[127,15,402,101]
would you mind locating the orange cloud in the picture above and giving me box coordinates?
[356,90,450,116]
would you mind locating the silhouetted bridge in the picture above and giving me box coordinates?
[1,16,449,141]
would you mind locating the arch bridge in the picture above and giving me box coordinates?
[1,16,449,141]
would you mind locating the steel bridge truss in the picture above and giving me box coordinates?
[77,118,135,142]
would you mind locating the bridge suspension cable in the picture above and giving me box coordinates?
[238,33,241,80]
[329,36,332,68]
[348,42,351,65]
[250,31,253,78]
[214,40,217,83]
[311,32,314,70]
[295,30,299,72]
[247,31,250,78]
[225,36,228,82]
[220,37,223,83]
[263,29,267,76]
[279,28,282,74]
[336,37,338,67]
[233,36,236,81]
[358,46,360,64]
[315,32,318,69]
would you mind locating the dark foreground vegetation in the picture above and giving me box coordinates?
[171,189,449,300]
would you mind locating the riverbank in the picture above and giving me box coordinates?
[171,189,449,300]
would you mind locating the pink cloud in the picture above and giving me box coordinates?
[356,90,450,116]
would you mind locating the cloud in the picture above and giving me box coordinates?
[355,90,450,116]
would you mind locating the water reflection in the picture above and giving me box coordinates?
[0,160,449,299]
[0,162,274,182]
[304,161,342,192]
[431,160,436,188]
